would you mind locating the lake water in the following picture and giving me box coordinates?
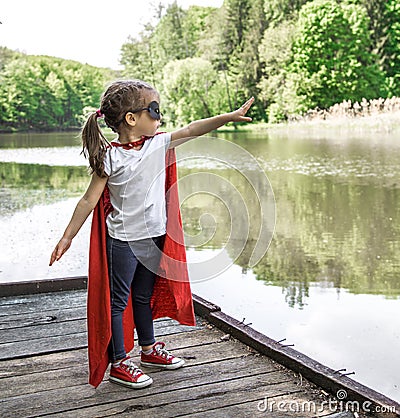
[0,129,399,403]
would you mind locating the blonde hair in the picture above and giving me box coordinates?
[81,79,158,177]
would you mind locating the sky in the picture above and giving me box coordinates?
[1,0,223,70]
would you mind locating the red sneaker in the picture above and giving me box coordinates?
[140,342,185,370]
[109,356,153,389]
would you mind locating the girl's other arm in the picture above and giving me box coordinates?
[49,173,108,266]
[170,97,254,148]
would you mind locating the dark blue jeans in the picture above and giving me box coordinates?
[106,234,165,362]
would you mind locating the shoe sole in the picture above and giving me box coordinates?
[140,359,185,370]
[109,375,153,389]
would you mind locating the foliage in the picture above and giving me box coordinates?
[120,32,156,86]
[121,2,216,91]
[229,0,268,118]
[350,0,400,95]
[120,0,398,123]
[0,46,22,71]
[0,54,115,131]
[258,20,299,121]
[3,0,400,128]
[260,0,385,118]
[264,0,309,25]
[384,0,400,95]
[162,58,230,126]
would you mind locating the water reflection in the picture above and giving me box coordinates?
[0,161,89,215]
[176,136,400,301]
[255,173,400,306]
[182,172,400,301]
[0,132,81,149]
[1,132,399,302]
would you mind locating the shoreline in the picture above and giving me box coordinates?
[0,126,81,134]
[225,111,400,135]
[2,111,400,136]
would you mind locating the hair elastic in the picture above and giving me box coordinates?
[96,109,104,118]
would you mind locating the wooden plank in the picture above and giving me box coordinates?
[0,364,88,400]
[0,332,88,360]
[49,375,302,418]
[0,355,279,417]
[266,394,399,418]
[0,317,200,345]
[0,309,195,332]
[0,306,87,330]
[0,290,87,315]
[0,348,88,379]
[0,276,87,297]
[1,284,398,417]
[0,318,87,344]
[0,313,202,360]
[0,327,225,379]
[192,293,221,317]
[0,323,202,361]
[0,336,259,399]
[250,391,352,418]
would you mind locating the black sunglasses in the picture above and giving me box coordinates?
[130,101,162,120]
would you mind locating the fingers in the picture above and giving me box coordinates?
[240,116,252,122]
[49,239,70,266]
[49,246,62,266]
[231,97,254,122]
[49,249,58,266]
[241,97,255,111]
[238,97,255,118]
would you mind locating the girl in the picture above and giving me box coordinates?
[50,79,254,389]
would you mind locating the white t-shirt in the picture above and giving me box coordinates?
[103,132,171,241]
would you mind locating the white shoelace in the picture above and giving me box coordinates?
[120,358,142,377]
[153,342,173,360]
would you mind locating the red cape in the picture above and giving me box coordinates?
[87,147,195,388]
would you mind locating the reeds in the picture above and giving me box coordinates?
[283,97,400,134]
[291,97,400,122]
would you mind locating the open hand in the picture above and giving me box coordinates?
[49,237,72,266]
[230,97,255,123]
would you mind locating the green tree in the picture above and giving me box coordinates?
[162,57,229,126]
[258,21,301,121]
[0,54,113,131]
[121,3,217,90]
[343,0,400,96]
[236,0,268,119]
[0,46,21,71]
[215,0,266,119]
[180,6,216,59]
[152,1,188,63]
[222,0,251,63]
[289,0,384,112]
[384,0,400,95]
[264,0,310,25]
[120,30,157,86]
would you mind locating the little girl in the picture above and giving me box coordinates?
[50,79,253,389]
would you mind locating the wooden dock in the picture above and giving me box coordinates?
[0,279,398,418]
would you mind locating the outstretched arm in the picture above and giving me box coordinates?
[49,173,108,266]
[169,97,254,148]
